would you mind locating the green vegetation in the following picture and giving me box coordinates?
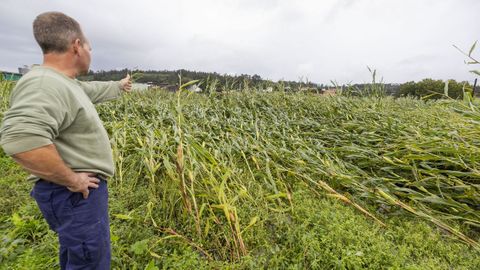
[399,79,472,99]
[1,77,479,269]
[80,68,480,100]
[79,69,320,92]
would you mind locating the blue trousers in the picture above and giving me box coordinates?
[31,177,110,270]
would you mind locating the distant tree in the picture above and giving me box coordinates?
[399,79,469,99]
[252,74,262,84]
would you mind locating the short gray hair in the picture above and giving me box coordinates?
[33,12,85,54]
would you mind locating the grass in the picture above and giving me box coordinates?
[0,79,479,269]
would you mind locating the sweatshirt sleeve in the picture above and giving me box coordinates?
[0,88,68,156]
[77,81,123,104]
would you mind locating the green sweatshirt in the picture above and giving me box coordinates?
[0,66,123,181]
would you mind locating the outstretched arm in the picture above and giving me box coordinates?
[77,74,132,104]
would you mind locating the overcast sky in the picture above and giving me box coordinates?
[1,0,479,84]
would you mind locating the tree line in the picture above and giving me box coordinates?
[79,69,476,99]
[79,69,321,92]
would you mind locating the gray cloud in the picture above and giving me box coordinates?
[0,0,479,84]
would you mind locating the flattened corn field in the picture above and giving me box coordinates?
[1,80,479,269]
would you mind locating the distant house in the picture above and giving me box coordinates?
[1,65,35,81]
[165,85,179,92]
[321,88,337,96]
[187,84,202,93]
[18,65,31,75]
[1,71,22,81]
[132,83,150,91]
[260,87,273,92]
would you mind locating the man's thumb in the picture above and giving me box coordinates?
[82,189,89,199]
[126,74,131,80]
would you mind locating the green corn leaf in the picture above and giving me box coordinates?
[468,41,477,56]
[470,70,480,76]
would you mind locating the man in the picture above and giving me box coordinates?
[0,12,132,269]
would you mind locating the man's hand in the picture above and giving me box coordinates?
[12,144,101,199]
[67,172,100,199]
[120,74,132,92]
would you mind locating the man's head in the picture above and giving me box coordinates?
[33,12,91,75]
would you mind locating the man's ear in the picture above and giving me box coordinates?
[72,39,82,55]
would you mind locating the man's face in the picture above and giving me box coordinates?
[77,39,91,75]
